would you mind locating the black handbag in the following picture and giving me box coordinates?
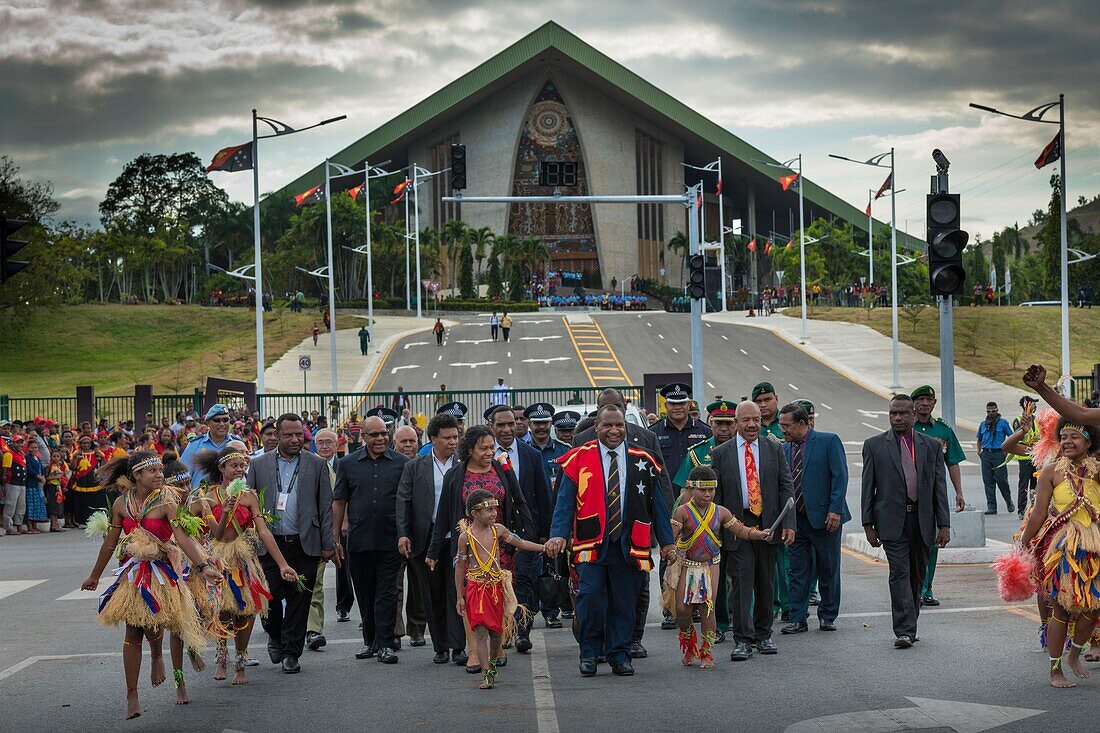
[538,554,570,609]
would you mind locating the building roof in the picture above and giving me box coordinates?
[275,21,921,249]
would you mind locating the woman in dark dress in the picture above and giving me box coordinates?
[426,425,533,673]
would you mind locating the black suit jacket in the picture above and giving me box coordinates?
[395,452,439,557]
[860,429,950,545]
[426,460,535,562]
[712,435,794,550]
[507,440,551,540]
[572,422,674,508]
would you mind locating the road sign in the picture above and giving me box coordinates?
[299,356,312,371]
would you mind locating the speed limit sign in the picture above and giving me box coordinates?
[299,356,312,371]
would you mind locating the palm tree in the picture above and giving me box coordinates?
[441,219,468,294]
[472,226,494,281]
[667,230,688,286]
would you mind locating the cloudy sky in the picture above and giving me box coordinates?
[3,0,1098,238]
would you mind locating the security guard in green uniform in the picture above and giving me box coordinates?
[911,384,967,606]
[673,399,738,640]
[753,382,784,442]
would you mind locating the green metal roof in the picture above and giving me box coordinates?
[275,21,921,250]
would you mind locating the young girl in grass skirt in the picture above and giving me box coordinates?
[194,446,297,685]
[665,467,771,668]
[81,451,223,720]
[454,489,545,689]
[1020,420,1100,688]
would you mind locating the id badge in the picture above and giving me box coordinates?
[276,492,288,511]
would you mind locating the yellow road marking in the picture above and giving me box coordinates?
[841,546,881,566]
[359,335,402,407]
[562,316,631,387]
[1004,606,1042,622]
[592,318,632,384]
[562,316,598,388]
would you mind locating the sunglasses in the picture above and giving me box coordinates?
[210,417,231,423]
[364,431,389,438]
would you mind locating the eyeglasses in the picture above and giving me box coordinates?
[210,417,231,423]
[364,431,388,438]
[315,439,337,446]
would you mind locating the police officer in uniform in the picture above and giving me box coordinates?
[418,402,467,456]
[752,382,783,442]
[910,385,966,607]
[552,410,581,448]
[524,402,570,628]
[650,382,711,629]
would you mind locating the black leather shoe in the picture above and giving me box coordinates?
[756,638,778,654]
[545,618,563,629]
[781,621,808,634]
[336,610,350,622]
[306,632,326,651]
[410,635,426,647]
[730,642,752,661]
[516,637,533,653]
[452,650,468,666]
[465,664,482,674]
[355,645,377,660]
[393,637,402,651]
[610,660,634,676]
[983,509,997,515]
[808,592,820,606]
[378,647,399,664]
[579,658,597,676]
[714,631,726,644]
[1007,503,1016,514]
[493,656,507,667]
[819,620,837,631]
[660,614,677,630]
[561,611,575,619]
[281,655,300,673]
[433,651,450,664]
[267,642,282,664]
[780,610,791,623]
[627,642,647,659]
[894,635,914,648]
[920,594,940,607]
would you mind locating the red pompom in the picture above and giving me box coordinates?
[992,547,1038,602]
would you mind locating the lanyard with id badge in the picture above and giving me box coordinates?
[276,457,301,512]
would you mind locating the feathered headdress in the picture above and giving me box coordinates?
[1028,407,1062,469]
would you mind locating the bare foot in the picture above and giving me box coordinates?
[213,661,227,681]
[1084,649,1100,663]
[1067,649,1092,679]
[125,690,142,719]
[1050,667,1076,688]
[174,680,189,705]
[150,655,166,687]
[188,649,206,672]
[699,659,714,669]
[231,668,248,685]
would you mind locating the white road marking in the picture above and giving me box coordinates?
[0,653,120,683]
[722,335,729,341]
[529,631,560,733]
[455,339,493,345]
[0,580,46,601]
[707,381,715,389]
[517,319,552,324]
[522,357,572,364]
[858,409,890,418]
[509,368,513,375]
[431,372,437,379]
[788,383,800,391]
[449,361,499,368]
[821,403,833,410]
[438,355,443,362]
[784,696,1043,733]
[646,322,652,327]
[761,364,771,371]
[57,581,110,601]
[658,334,664,339]
[705,322,711,328]
[518,335,562,342]
[671,347,678,353]
[402,341,428,350]
[507,351,512,358]
[390,365,419,374]
[862,422,881,431]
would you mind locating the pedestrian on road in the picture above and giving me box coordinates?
[397,414,463,665]
[713,401,795,662]
[246,414,336,674]
[977,401,1015,514]
[777,403,849,635]
[434,318,445,346]
[312,323,320,346]
[358,326,371,355]
[306,429,342,653]
[546,405,676,677]
[1011,396,1040,516]
[501,312,513,342]
[332,416,409,664]
[489,311,500,341]
[860,394,951,649]
[323,310,331,332]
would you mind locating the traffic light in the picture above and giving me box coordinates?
[688,254,706,299]
[1,216,30,284]
[450,144,466,190]
[926,193,967,296]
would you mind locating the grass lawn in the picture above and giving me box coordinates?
[787,304,1100,388]
[0,304,355,396]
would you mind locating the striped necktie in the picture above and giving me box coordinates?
[606,450,622,540]
[791,441,805,513]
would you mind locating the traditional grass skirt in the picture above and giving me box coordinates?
[98,540,206,651]
[190,532,271,619]
[1042,520,1100,612]
[680,556,720,607]
[464,569,523,644]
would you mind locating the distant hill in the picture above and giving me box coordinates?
[1018,195,1100,245]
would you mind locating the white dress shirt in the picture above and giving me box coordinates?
[735,434,762,510]
[598,440,628,517]
[496,440,520,481]
[431,450,454,515]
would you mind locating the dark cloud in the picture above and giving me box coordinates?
[337,9,382,30]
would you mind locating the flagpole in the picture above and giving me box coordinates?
[1058,93,1070,393]
[404,178,411,311]
[717,157,727,312]
[251,109,266,404]
[889,147,899,389]
[868,189,874,286]
[364,162,374,345]
[413,166,423,318]
[324,159,338,393]
[699,178,707,314]
[797,154,807,343]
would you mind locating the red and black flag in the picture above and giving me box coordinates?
[391,178,410,204]
[865,202,872,217]
[205,142,254,173]
[715,177,723,196]
[294,184,325,208]
[747,238,757,254]
[874,173,892,200]
[347,182,365,201]
[779,173,799,191]
[765,238,774,256]
[1034,133,1061,169]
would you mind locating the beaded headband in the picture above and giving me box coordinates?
[685,479,718,489]
[1061,423,1092,441]
[217,451,250,466]
[164,471,191,486]
[131,456,163,473]
[470,498,500,512]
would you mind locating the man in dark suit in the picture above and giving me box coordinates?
[861,393,951,648]
[712,401,795,662]
[572,388,672,658]
[486,404,550,654]
[396,413,462,665]
[332,416,409,664]
[546,405,676,677]
[777,403,850,634]
[246,413,335,674]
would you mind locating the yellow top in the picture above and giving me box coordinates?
[1051,474,1100,528]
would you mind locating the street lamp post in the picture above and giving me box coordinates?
[411,165,448,318]
[754,155,808,343]
[867,189,874,286]
[830,149,899,388]
[970,95,1069,392]
[249,110,345,402]
[342,161,395,347]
